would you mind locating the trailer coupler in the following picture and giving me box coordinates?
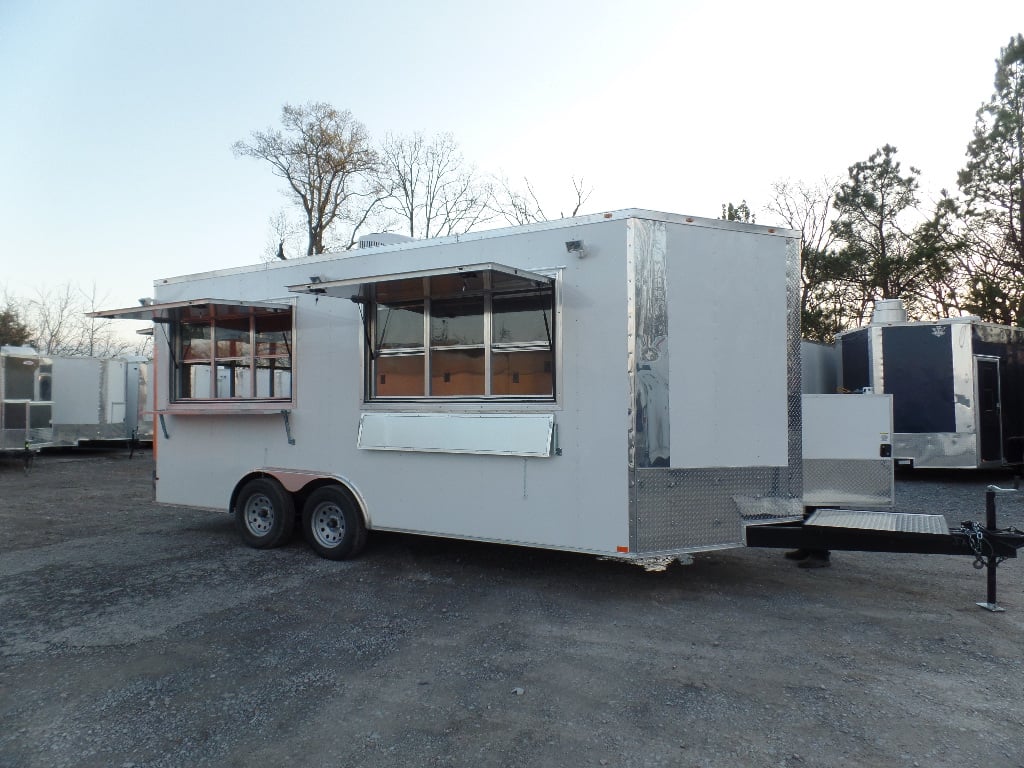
[746,487,1024,611]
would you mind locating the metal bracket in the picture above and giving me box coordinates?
[281,410,295,445]
[158,413,170,440]
[976,601,1006,613]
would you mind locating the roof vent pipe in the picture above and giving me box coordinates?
[870,298,908,324]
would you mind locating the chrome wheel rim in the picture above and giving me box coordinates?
[310,502,345,548]
[243,494,275,536]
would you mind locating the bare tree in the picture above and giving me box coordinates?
[766,178,839,257]
[377,132,493,238]
[261,209,304,263]
[234,103,383,256]
[766,178,855,341]
[24,284,134,357]
[491,175,593,225]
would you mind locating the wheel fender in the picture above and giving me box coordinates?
[234,469,372,528]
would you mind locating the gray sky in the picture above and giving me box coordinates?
[1,0,1019,314]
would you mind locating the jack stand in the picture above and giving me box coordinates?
[978,486,1013,612]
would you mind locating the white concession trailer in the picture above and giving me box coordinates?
[94,210,807,563]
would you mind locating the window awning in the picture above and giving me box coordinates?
[287,262,554,300]
[88,299,291,322]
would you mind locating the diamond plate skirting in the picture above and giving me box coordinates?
[803,458,894,509]
[632,467,803,553]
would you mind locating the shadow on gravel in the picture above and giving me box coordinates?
[342,529,787,598]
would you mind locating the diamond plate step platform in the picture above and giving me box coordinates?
[806,509,949,536]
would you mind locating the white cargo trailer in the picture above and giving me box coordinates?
[0,346,53,454]
[50,356,153,448]
[94,210,808,563]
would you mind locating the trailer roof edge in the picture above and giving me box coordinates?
[88,298,291,321]
[152,210,801,288]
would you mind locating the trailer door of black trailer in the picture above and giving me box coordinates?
[975,356,1003,463]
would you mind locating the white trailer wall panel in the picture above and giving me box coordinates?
[666,224,789,468]
[51,356,150,445]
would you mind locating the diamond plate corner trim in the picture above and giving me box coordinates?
[785,235,803,495]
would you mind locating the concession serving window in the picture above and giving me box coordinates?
[289,263,556,401]
[89,299,294,404]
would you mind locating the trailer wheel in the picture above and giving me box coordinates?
[234,478,295,549]
[301,486,367,560]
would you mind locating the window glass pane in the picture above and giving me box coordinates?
[256,358,292,398]
[431,349,485,395]
[255,312,292,356]
[181,305,211,322]
[216,316,251,359]
[216,363,248,398]
[492,272,547,292]
[376,278,424,303]
[38,371,52,402]
[492,292,553,345]
[181,323,211,361]
[491,351,553,396]
[430,297,484,346]
[430,272,484,297]
[4,402,27,429]
[376,355,424,396]
[173,307,293,401]
[183,363,212,398]
[30,403,52,429]
[377,304,424,349]
[3,356,37,399]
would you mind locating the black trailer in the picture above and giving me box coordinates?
[836,310,1024,470]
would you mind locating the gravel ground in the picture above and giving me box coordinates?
[1,451,1023,768]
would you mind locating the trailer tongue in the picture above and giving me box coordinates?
[746,486,1024,611]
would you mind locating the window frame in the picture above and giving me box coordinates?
[367,271,557,403]
[168,303,295,405]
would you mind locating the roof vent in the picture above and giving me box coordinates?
[357,232,415,249]
[870,298,908,325]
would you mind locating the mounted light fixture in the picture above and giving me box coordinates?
[565,240,587,258]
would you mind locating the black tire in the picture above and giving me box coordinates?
[301,486,368,561]
[234,478,296,549]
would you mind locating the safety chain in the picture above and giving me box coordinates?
[959,521,988,569]
[959,521,1012,570]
